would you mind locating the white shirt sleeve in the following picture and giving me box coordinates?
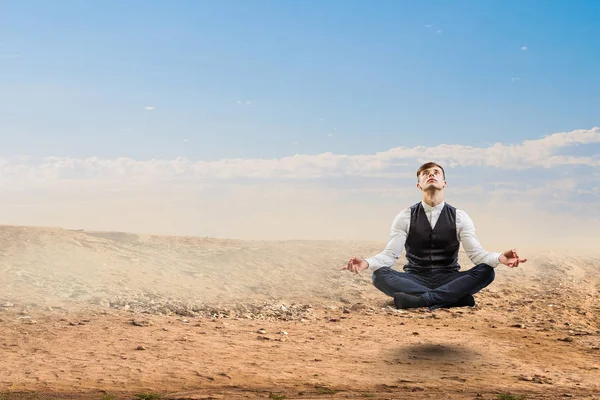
[365,208,411,272]
[456,209,502,267]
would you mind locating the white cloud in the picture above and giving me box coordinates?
[512,77,520,82]
[521,46,527,51]
[425,24,432,28]
[1,128,599,244]
[145,106,154,111]
[436,29,443,34]
[0,128,598,185]
[577,186,600,195]
[1,172,597,247]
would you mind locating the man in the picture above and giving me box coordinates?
[340,161,527,310]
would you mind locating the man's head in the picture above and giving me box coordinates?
[416,162,446,192]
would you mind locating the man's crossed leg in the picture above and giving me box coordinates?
[372,264,495,310]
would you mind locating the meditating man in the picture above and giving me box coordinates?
[340,161,527,310]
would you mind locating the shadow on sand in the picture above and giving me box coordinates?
[393,343,482,364]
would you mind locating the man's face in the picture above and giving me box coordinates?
[417,166,446,191]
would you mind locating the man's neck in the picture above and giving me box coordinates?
[421,191,444,208]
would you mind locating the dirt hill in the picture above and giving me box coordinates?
[1,225,599,399]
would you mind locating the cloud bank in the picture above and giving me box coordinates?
[1,127,598,184]
[0,127,598,248]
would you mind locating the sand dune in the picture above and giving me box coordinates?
[2,224,598,314]
[1,224,599,399]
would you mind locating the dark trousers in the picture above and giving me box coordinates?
[372,263,495,310]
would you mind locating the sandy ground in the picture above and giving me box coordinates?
[1,225,599,400]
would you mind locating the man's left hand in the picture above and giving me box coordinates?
[499,248,527,268]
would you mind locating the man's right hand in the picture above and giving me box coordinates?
[340,256,369,274]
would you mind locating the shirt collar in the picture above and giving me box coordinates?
[421,200,445,212]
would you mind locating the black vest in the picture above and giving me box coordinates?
[404,202,460,273]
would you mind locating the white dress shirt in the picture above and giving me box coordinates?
[365,201,502,272]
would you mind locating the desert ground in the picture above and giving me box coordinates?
[1,225,599,400]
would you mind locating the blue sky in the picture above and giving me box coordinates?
[0,1,599,247]
[2,0,599,159]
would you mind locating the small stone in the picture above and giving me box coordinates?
[257,328,267,334]
[350,303,368,311]
[136,345,146,350]
[131,319,152,327]
[558,337,574,342]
